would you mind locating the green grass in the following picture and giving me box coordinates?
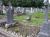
[31,18,44,26]
[48,13,50,19]
[14,12,50,26]
[32,12,44,18]
[31,12,44,26]
[14,15,26,21]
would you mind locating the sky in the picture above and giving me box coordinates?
[44,0,50,3]
[47,0,50,3]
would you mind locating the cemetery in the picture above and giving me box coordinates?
[0,0,50,37]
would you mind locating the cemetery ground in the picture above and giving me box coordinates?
[0,11,50,37]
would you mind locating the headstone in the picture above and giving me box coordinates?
[5,4,14,28]
[7,6,14,24]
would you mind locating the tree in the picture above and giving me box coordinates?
[2,0,9,6]
[10,0,17,7]
[0,1,3,15]
[17,0,44,8]
[32,0,44,8]
[2,0,44,7]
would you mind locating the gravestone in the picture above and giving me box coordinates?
[5,5,14,28]
[7,6,14,24]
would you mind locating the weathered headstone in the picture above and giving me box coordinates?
[5,4,14,28]
[7,6,13,24]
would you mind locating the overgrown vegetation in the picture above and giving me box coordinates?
[2,0,44,7]
[14,12,45,26]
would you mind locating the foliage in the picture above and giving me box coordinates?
[10,0,17,7]
[2,0,44,7]
[2,0,9,6]
[21,0,33,7]
[33,0,44,8]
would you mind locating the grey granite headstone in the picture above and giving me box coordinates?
[5,5,14,28]
[6,6,14,24]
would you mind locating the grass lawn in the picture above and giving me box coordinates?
[48,13,50,19]
[14,12,45,26]
[14,15,26,21]
[6,12,50,36]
